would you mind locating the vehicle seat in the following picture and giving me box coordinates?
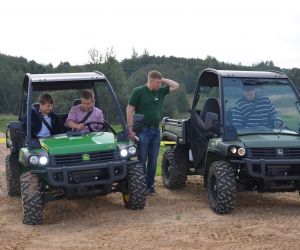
[72,99,81,107]
[200,98,220,123]
[62,99,82,132]
[200,98,220,137]
[32,103,39,110]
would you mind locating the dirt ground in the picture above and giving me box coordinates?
[1,141,300,250]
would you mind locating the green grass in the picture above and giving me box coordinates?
[156,145,168,176]
[0,114,17,133]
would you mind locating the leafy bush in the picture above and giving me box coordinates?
[0,114,17,133]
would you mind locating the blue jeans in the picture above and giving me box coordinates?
[138,127,160,188]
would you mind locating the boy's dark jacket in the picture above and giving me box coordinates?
[22,108,61,137]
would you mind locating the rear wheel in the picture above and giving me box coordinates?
[122,163,147,210]
[207,161,236,214]
[161,145,188,189]
[20,172,43,225]
[5,153,21,197]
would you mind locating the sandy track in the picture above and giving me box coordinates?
[1,143,300,250]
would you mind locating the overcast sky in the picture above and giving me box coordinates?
[1,0,300,69]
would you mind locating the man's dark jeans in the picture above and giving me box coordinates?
[138,127,160,188]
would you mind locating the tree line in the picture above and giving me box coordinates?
[0,51,300,120]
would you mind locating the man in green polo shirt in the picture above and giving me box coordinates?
[127,70,180,194]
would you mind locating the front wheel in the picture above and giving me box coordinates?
[122,163,147,210]
[207,161,236,214]
[20,172,43,225]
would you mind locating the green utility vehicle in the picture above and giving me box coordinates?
[5,72,146,224]
[161,68,300,214]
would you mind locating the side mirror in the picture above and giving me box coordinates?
[204,112,219,132]
[133,114,144,135]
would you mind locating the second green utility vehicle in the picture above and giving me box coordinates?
[161,68,300,214]
[6,72,146,224]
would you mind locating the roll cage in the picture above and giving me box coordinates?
[21,72,127,146]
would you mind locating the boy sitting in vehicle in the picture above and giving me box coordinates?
[22,93,61,138]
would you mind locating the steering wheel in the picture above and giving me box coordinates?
[84,121,117,135]
[84,121,106,132]
[270,118,285,129]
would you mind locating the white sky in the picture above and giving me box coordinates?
[1,0,300,69]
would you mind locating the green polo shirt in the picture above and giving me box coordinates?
[129,85,170,127]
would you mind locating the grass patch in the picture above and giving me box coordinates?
[156,145,168,176]
[0,114,17,133]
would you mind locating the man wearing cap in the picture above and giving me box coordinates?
[127,70,180,194]
[232,84,280,129]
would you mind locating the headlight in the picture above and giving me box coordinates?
[230,146,237,154]
[238,147,246,156]
[120,148,128,157]
[29,156,39,165]
[39,156,49,165]
[229,146,246,157]
[128,146,137,155]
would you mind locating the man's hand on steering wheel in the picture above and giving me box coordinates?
[84,121,106,132]
[271,118,285,129]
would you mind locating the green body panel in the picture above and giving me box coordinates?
[210,134,300,150]
[236,134,300,148]
[40,132,116,155]
[207,134,300,161]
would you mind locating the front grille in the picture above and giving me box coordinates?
[247,148,300,158]
[69,169,110,183]
[51,150,116,167]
